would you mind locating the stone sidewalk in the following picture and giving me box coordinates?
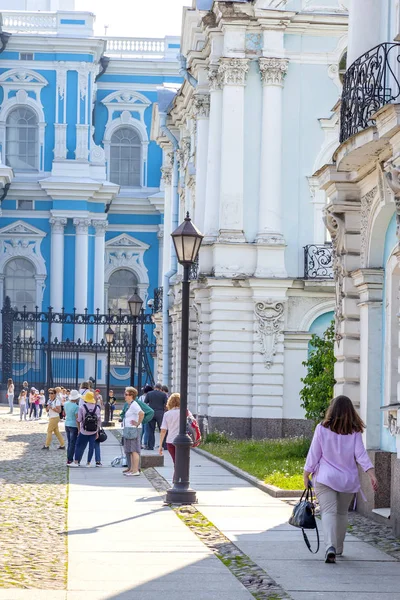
[1,418,400,600]
[155,450,400,600]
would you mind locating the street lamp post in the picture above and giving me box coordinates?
[166,212,203,505]
[128,292,143,387]
[103,326,115,426]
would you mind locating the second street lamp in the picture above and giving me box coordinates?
[103,326,115,426]
[166,212,204,504]
[128,292,143,386]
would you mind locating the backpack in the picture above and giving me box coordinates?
[136,399,155,424]
[186,412,202,447]
[83,404,98,432]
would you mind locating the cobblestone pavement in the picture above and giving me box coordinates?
[0,407,67,590]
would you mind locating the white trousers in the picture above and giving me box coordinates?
[315,482,354,553]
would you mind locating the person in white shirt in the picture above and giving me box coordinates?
[39,390,46,418]
[18,390,27,421]
[159,393,182,465]
[122,386,144,477]
[7,379,14,414]
[42,388,65,450]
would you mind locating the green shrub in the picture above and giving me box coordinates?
[300,321,336,425]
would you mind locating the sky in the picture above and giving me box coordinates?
[75,0,191,38]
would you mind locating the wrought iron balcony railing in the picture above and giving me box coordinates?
[304,244,334,280]
[340,42,400,143]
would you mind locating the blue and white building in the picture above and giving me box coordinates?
[0,0,180,388]
[153,0,348,438]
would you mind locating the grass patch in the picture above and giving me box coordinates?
[202,435,310,490]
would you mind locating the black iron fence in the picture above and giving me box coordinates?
[304,244,334,280]
[1,297,155,392]
[340,42,400,143]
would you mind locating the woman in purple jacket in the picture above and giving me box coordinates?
[304,395,378,563]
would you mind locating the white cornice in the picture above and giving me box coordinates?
[106,224,159,232]
[6,35,105,61]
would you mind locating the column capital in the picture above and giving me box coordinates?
[207,64,222,91]
[73,217,91,234]
[218,58,250,87]
[352,268,384,304]
[92,219,108,235]
[50,216,67,234]
[192,94,210,119]
[259,57,289,87]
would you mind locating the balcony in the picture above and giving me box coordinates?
[1,10,179,59]
[340,42,400,143]
[304,244,334,280]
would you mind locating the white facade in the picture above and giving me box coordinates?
[153,0,347,438]
[314,0,400,533]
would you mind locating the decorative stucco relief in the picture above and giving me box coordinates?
[385,167,400,238]
[254,300,285,369]
[360,186,378,267]
[324,211,345,341]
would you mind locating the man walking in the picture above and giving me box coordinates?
[145,383,167,451]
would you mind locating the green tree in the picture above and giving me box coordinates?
[300,321,336,425]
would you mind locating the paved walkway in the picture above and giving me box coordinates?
[155,450,400,600]
[1,420,400,599]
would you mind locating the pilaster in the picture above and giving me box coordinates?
[352,268,384,448]
[73,217,90,341]
[50,216,67,340]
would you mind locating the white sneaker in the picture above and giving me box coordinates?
[86,463,91,468]
[67,463,80,468]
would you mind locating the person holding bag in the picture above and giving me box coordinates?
[122,386,144,477]
[303,395,378,563]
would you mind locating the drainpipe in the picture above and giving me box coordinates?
[178,54,198,88]
[159,112,179,386]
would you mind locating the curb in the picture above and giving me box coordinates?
[193,447,302,498]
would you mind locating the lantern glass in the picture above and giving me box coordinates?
[105,326,115,345]
[171,213,204,265]
[128,292,143,317]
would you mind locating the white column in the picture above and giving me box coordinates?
[92,219,107,313]
[257,57,288,244]
[73,217,90,341]
[348,0,383,65]
[161,157,173,276]
[157,225,164,285]
[218,58,249,243]
[204,65,223,243]
[254,57,288,278]
[192,94,210,234]
[50,217,67,340]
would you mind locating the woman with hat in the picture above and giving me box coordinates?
[68,391,102,468]
[64,390,81,465]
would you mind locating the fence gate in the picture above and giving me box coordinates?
[1,297,156,393]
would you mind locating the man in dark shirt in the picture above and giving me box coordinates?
[144,383,168,450]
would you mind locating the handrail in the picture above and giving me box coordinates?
[340,42,400,143]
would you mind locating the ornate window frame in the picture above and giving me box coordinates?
[0,69,48,172]
[101,90,151,188]
[104,233,150,307]
[0,220,47,311]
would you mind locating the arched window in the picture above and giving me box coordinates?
[108,269,139,366]
[6,107,39,171]
[110,127,141,187]
[108,269,138,313]
[4,258,36,312]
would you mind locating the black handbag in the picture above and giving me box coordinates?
[289,485,320,553]
[97,428,107,443]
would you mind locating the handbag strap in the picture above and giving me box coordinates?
[302,525,320,554]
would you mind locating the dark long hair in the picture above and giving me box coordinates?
[322,395,365,435]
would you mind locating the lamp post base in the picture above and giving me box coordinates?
[166,486,197,505]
